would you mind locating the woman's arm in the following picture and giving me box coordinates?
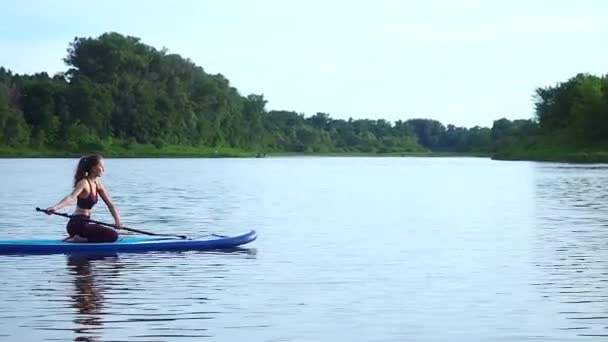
[45,180,87,212]
[97,181,122,228]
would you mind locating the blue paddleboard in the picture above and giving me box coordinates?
[0,230,257,254]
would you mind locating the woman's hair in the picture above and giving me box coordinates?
[74,154,103,187]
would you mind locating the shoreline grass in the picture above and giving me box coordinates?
[8,143,607,162]
[0,145,492,159]
[492,140,608,163]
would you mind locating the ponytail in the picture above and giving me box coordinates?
[73,155,102,187]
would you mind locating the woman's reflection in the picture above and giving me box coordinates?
[66,253,120,342]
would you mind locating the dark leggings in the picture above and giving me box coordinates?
[66,215,118,243]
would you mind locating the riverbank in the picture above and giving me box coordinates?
[0,145,492,159]
[5,144,608,162]
[0,145,257,158]
[493,150,608,163]
[266,151,491,158]
[492,139,608,163]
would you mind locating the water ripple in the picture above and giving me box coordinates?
[531,163,608,337]
[2,158,608,341]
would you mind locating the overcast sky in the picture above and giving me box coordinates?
[1,0,606,127]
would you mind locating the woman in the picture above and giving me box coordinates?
[45,155,121,243]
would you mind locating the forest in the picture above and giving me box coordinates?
[1,32,606,161]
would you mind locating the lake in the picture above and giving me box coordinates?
[0,157,607,341]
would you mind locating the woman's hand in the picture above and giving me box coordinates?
[114,219,123,229]
[44,206,57,214]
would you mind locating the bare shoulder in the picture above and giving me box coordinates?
[71,178,89,196]
[75,178,89,189]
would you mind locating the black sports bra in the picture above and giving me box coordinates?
[77,179,98,209]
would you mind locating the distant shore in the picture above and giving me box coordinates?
[492,151,608,163]
[492,142,608,163]
[0,145,255,158]
[3,145,607,163]
[0,145,492,159]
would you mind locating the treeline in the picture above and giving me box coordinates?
[534,73,608,144]
[2,32,602,158]
[491,73,608,161]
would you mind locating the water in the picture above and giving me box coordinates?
[0,157,607,341]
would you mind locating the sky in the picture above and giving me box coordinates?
[0,0,606,128]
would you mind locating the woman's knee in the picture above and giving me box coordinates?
[87,225,118,243]
[100,227,118,243]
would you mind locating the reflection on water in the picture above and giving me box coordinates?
[532,163,608,337]
[67,254,119,342]
[0,248,257,341]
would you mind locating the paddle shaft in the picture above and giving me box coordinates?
[35,207,187,239]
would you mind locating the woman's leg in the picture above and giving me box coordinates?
[66,216,89,242]
[82,224,118,243]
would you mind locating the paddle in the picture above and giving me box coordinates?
[35,207,188,239]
